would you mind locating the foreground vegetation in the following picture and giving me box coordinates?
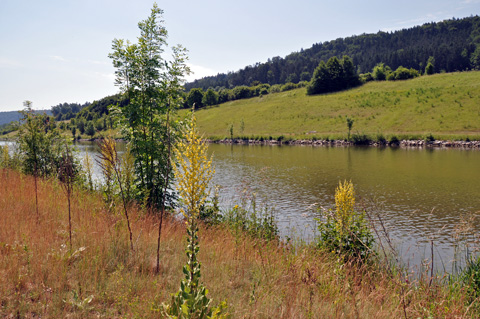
[1,168,478,318]
[190,71,480,141]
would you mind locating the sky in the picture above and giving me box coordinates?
[0,0,479,112]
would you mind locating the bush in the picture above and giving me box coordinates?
[269,84,282,93]
[389,135,400,145]
[425,133,435,142]
[351,133,371,145]
[316,181,374,261]
[281,82,297,92]
[391,66,420,80]
[375,133,387,144]
[232,86,253,100]
[361,72,374,82]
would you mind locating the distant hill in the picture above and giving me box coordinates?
[0,109,52,126]
[186,16,480,90]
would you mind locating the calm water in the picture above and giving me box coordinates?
[4,140,479,272]
[206,143,480,273]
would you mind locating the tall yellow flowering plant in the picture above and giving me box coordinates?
[163,113,227,318]
[316,180,374,261]
[173,114,214,221]
[335,180,355,233]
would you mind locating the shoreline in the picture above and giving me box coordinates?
[2,137,480,149]
[207,138,480,149]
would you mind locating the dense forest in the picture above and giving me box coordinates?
[51,102,90,121]
[186,16,480,90]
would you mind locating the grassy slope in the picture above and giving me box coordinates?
[0,169,472,318]
[192,72,480,140]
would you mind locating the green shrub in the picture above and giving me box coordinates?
[351,133,371,145]
[281,82,297,92]
[425,133,435,142]
[316,181,374,261]
[389,135,400,145]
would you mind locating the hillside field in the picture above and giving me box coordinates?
[190,72,480,141]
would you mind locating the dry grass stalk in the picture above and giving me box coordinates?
[97,137,134,251]
[58,146,75,251]
[0,168,474,318]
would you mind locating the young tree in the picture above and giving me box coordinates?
[109,3,190,272]
[17,101,64,178]
[187,88,204,108]
[346,117,354,141]
[202,88,219,106]
[85,121,95,137]
[109,3,189,210]
[372,63,387,81]
[425,56,435,75]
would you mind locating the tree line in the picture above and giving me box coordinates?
[185,15,480,91]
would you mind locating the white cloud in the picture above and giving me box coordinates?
[185,63,217,82]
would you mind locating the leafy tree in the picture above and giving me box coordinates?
[85,121,95,137]
[187,88,204,108]
[109,3,189,212]
[300,71,311,82]
[342,55,360,87]
[76,118,85,134]
[217,89,230,104]
[372,63,389,81]
[232,86,252,99]
[346,117,354,141]
[326,56,343,91]
[471,45,480,70]
[306,56,360,95]
[94,118,103,131]
[17,101,64,177]
[202,88,218,106]
[425,56,435,75]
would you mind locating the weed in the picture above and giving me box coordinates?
[164,113,227,317]
[316,181,374,261]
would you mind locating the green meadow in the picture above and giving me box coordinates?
[191,71,480,141]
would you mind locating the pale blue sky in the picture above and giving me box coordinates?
[0,0,479,111]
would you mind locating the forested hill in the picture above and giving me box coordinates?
[0,110,52,126]
[186,16,480,90]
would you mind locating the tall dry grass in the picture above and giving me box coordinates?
[0,168,473,318]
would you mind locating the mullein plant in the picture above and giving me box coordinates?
[162,112,227,318]
[316,180,374,261]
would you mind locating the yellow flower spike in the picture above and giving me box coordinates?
[173,113,215,225]
[334,180,355,233]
